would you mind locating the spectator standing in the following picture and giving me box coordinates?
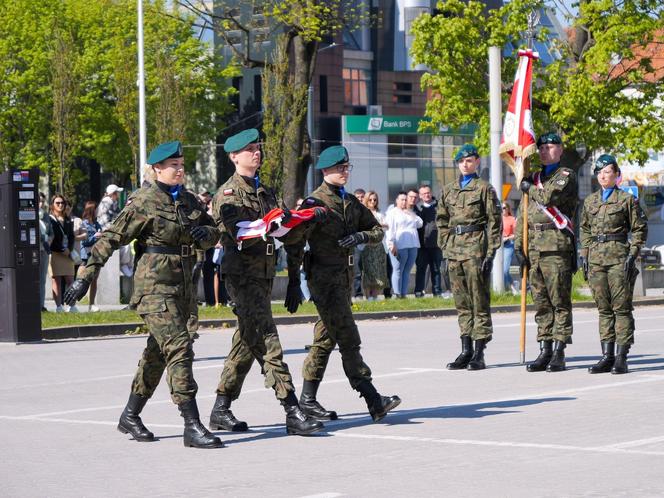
[352,188,367,299]
[502,202,517,293]
[414,185,448,298]
[360,191,388,300]
[49,195,77,312]
[386,191,423,298]
[80,201,103,312]
[97,183,124,230]
[38,193,54,312]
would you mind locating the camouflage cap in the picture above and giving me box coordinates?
[454,143,479,162]
[593,153,618,174]
[536,132,562,147]
[147,140,183,165]
[224,128,259,153]
[316,145,349,170]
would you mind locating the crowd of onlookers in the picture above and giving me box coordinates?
[39,181,519,312]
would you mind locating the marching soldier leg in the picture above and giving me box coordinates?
[300,319,338,420]
[447,260,474,369]
[465,258,493,370]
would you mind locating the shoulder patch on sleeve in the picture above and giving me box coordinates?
[557,179,566,186]
[223,188,234,196]
[561,170,570,176]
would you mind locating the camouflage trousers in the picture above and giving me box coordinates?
[529,251,574,343]
[215,274,294,401]
[303,267,372,390]
[589,262,637,345]
[448,258,493,341]
[131,295,198,405]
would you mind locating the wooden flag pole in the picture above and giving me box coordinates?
[519,157,530,364]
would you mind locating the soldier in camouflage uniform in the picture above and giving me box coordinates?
[284,146,402,422]
[64,141,223,448]
[436,144,502,371]
[208,128,323,436]
[580,154,648,374]
[515,132,578,372]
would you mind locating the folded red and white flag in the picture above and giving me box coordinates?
[236,207,322,248]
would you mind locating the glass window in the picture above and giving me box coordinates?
[343,68,370,106]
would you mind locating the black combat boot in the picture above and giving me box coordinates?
[447,336,474,370]
[299,380,338,421]
[546,341,567,372]
[588,342,615,374]
[209,394,248,432]
[178,399,224,448]
[282,392,324,435]
[611,344,630,374]
[526,340,553,372]
[117,393,155,442]
[357,381,402,422]
[467,339,487,371]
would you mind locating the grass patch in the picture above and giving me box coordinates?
[43,273,592,329]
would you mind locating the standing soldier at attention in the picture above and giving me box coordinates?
[437,144,502,371]
[284,146,402,422]
[580,154,648,374]
[64,141,223,449]
[515,132,578,373]
[209,128,323,436]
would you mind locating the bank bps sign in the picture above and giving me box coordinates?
[345,115,476,136]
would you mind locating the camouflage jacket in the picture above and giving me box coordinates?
[580,189,648,265]
[80,182,219,306]
[515,166,578,253]
[212,172,292,279]
[436,176,502,261]
[285,182,384,273]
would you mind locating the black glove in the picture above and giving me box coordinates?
[281,207,292,225]
[581,256,589,281]
[514,248,529,277]
[284,274,303,314]
[480,256,493,276]
[63,279,90,306]
[190,225,211,242]
[624,255,636,280]
[338,232,368,248]
[313,207,327,223]
[519,179,533,194]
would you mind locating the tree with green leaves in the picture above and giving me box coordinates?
[178,0,373,206]
[410,0,664,170]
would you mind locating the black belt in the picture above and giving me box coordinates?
[240,242,275,256]
[592,233,628,243]
[145,245,195,257]
[530,222,557,231]
[311,253,354,267]
[452,224,484,235]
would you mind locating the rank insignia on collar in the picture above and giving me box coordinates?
[223,188,234,196]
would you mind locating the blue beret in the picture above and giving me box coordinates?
[224,128,259,153]
[316,145,349,170]
[537,132,562,147]
[147,140,183,165]
[454,144,479,162]
[594,154,618,174]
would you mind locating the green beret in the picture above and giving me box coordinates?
[593,154,618,174]
[316,145,349,170]
[147,140,183,165]
[536,132,562,147]
[224,128,259,153]
[454,143,479,162]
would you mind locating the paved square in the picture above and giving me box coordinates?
[2,307,664,497]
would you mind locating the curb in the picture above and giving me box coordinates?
[40,297,664,341]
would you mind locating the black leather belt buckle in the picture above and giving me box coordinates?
[181,245,191,257]
[266,243,274,256]
[454,226,462,235]
[348,254,354,266]
[596,234,607,243]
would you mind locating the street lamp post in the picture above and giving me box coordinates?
[137,0,147,186]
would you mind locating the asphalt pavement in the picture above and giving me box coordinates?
[2,307,664,497]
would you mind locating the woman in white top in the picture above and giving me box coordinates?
[385,191,423,297]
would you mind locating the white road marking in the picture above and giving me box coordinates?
[296,494,344,498]
[600,435,664,450]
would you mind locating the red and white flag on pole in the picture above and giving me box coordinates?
[499,49,539,184]
[235,207,323,248]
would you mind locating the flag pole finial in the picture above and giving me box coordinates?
[526,10,541,49]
